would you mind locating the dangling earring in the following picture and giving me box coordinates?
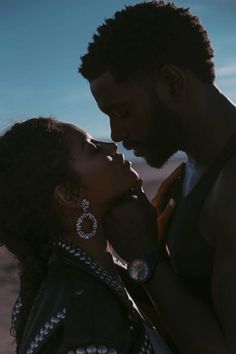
[76,199,97,239]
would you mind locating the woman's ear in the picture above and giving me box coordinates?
[54,183,81,208]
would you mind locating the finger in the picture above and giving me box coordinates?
[106,189,145,221]
[119,187,143,203]
[152,162,185,207]
[157,198,176,239]
[130,187,150,206]
[163,162,185,186]
[160,198,176,221]
[134,187,157,214]
[155,162,184,196]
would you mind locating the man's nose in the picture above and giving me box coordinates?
[110,118,126,142]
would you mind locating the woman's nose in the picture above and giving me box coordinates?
[99,141,117,155]
[107,142,117,155]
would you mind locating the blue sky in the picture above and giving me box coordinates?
[1,0,236,139]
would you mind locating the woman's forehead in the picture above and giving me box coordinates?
[61,122,89,139]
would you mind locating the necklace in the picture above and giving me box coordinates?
[54,239,137,317]
[12,240,155,354]
[54,239,155,354]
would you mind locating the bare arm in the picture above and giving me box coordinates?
[106,162,236,354]
[144,260,225,354]
[146,161,236,354]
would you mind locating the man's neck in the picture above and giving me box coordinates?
[183,86,236,166]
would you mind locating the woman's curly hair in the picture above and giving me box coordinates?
[0,117,73,351]
[79,1,215,83]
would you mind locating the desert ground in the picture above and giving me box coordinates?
[0,157,184,354]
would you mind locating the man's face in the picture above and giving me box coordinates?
[90,72,184,168]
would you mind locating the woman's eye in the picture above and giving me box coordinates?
[94,143,102,152]
[89,143,101,153]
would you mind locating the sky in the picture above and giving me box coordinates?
[1,0,236,140]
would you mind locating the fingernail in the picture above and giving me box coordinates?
[169,198,175,207]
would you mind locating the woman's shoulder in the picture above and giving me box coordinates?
[19,261,136,354]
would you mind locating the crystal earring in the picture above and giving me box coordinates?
[76,199,97,239]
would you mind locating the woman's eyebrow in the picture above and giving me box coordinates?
[81,135,93,150]
[81,136,87,150]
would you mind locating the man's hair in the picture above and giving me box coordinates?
[79,1,215,83]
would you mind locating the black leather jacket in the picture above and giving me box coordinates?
[14,240,161,354]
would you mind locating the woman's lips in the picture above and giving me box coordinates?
[114,153,125,163]
[113,153,133,168]
[124,159,132,167]
[107,153,128,165]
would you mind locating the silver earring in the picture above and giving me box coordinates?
[76,199,97,239]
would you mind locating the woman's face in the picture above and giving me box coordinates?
[63,124,140,207]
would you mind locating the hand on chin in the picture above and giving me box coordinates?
[104,188,159,262]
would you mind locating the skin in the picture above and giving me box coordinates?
[90,72,184,168]
[54,123,140,275]
[89,68,236,354]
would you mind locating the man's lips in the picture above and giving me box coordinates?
[133,149,144,157]
[123,142,145,156]
[123,141,141,150]
[123,142,133,150]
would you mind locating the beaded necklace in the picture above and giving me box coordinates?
[13,239,155,354]
[54,240,154,354]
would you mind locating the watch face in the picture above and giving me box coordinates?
[128,259,149,282]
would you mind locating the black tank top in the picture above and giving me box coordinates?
[166,130,236,303]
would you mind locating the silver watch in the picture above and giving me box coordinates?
[127,249,167,283]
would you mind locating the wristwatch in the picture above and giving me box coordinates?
[127,248,167,284]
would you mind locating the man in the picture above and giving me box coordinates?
[79,2,236,353]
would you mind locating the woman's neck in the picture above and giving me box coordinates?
[64,224,119,279]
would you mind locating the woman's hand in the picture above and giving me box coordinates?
[152,163,184,241]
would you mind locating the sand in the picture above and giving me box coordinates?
[0,157,185,354]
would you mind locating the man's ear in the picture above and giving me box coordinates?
[157,65,186,103]
[54,183,82,208]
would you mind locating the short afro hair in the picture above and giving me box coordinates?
[79,1,215,84]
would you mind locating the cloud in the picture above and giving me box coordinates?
[218,76,236,87]
[217,65,236,77]
[218,0,236,3]
[62,90,92,104]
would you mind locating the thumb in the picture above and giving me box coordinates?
[161,198,175,221]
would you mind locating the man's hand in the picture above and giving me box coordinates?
[105,188,159,262]
[152,163,184,240]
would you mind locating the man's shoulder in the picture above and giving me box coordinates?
[208,153,236,206]
[200,154,236,245]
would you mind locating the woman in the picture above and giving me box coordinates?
[0,117,174,354]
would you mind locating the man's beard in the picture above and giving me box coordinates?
[143,95,185,168]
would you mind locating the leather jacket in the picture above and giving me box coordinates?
[13,240,162,354]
